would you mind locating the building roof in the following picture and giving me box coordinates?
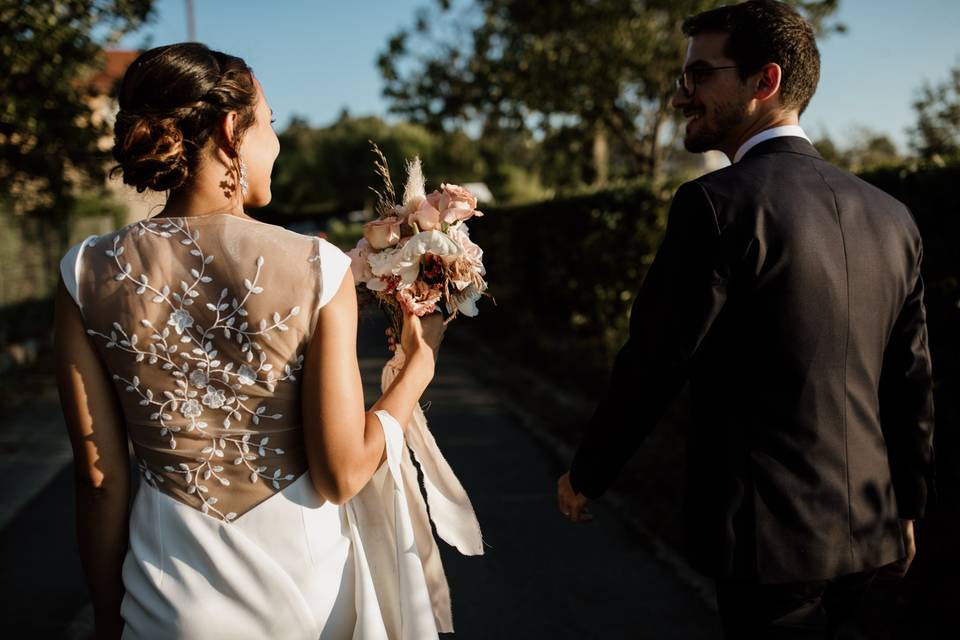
[89,50,139,95]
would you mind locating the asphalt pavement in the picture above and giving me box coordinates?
[0,310,720,639]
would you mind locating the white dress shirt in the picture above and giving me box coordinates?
[733,125,811,163]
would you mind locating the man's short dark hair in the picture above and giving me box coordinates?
[682,1,821,114]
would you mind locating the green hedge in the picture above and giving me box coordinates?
[860,165,960,384]
[469,184,670,393]
[860,164,960,498]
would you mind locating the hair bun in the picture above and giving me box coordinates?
[112,111,190,193]
[109,43,257,194]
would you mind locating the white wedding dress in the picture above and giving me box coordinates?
[59,213,483,639]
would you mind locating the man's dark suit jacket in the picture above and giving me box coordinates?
[569,136,936,584]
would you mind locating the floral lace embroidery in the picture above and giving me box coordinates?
[86,218,308,521]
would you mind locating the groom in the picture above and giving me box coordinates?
[557,1,936,637]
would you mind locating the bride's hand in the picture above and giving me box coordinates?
[387,311,445,361]
[417,312,445,360]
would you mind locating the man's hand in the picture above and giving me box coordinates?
[557,472,592,523]
[878,519,917,580]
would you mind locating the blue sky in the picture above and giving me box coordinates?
[116,0,960,152]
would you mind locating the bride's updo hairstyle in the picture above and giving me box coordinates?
[111,43,258,193]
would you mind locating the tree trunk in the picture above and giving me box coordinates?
[647,98,670,182]
[606,106,651,177]
[592,121,609,187]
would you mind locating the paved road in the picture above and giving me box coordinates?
[0,385,91,637]
[0,310,720,638]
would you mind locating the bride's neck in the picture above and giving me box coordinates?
[158,168,244,219]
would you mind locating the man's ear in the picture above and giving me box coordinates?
[754,63,782,103]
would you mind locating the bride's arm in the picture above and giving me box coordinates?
[302,269,441,505]
[53,277,130,640]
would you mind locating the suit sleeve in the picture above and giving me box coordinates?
[569,181,728,498]
[879,237,936,520]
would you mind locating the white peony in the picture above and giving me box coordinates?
[447,223,485,275]
[368,231,463,289]
[368,246,403,280]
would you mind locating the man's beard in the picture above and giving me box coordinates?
[683,99,749,153]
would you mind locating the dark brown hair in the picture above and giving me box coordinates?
[111,43,258,193]
[682,1,820,114]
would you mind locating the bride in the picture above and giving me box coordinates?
[54,42,461,639]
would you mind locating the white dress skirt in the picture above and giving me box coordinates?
[120,411,440,639]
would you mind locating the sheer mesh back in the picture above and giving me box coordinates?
[78,215,328,521]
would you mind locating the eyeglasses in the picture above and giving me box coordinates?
[675,65,739,98]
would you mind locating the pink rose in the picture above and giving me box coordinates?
[447,224,485,274]
[438,183,483,224]
[425,191,442,209]
[363,216,402,249]
[440,183,477,210]
[408,196,441,231]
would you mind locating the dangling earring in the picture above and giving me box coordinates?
[239,160,249,195]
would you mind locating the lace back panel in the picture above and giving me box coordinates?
[78,216,330,522]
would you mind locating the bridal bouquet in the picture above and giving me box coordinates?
[347,142,489,333]
[345,145,488,627]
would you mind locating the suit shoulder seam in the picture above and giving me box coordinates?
[689,180,722,237]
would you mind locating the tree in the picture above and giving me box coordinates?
[813,128,901,172]
[268,112,543,219]
[812,134,844,166]
[271,113,440,217]
[845,129,901,172]
[911,63,960,165]
[0,0,154,270]
[0,0,154,304]
[378,0,842,186]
